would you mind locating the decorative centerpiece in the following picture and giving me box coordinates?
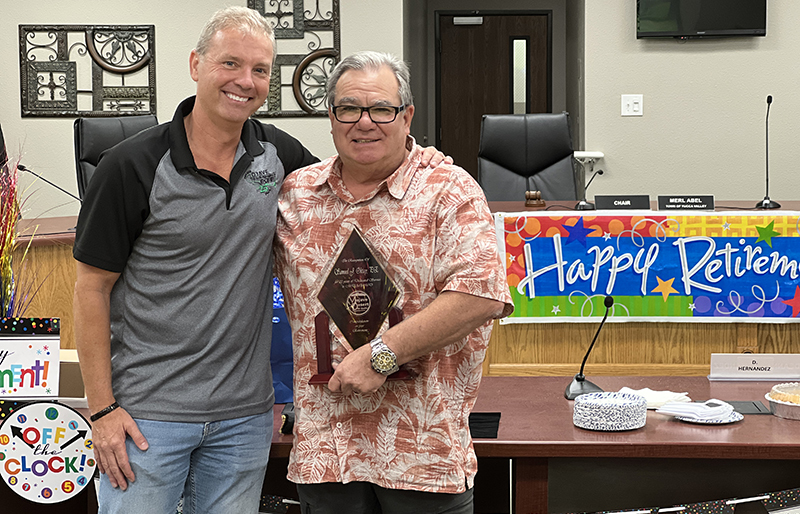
[1,151,59,400]
[1,151,36,318]
[0,151,79,508]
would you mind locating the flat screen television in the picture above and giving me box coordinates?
[637,0,767,39]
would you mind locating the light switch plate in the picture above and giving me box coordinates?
[622,94,644,116]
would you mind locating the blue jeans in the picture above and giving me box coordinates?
[99,410,273,514]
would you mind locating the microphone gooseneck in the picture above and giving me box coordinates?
[18,164,82,203]
[576,296,614,379]
[565,296,614,400]
[584,169,604,192]
[575,158,603,211]
[757,95,780,209]
[766,97,771,196]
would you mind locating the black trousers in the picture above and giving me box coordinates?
[297,482,474,514]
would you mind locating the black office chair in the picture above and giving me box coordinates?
[477,113,579,202]
[73,115,158,199]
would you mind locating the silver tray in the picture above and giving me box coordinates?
[765,393,800,421]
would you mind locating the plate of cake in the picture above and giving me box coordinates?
[765,382,800,421]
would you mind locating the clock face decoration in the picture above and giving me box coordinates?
[0,402,96,503]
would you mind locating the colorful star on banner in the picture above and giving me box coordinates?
[782,285,800,317]
[563,217,594,247]
[652,276,679,301]
[755,220,781,247]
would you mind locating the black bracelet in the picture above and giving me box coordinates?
[90,402,120,422]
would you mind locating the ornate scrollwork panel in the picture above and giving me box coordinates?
[249,0,340,117]
[292,49,338,114]
[26,61,77,111]
[19,25,156,117]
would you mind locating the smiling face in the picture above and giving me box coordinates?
[329,66,414,180]
[189,27,273,132]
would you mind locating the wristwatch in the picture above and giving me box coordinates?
[369,336,399,375]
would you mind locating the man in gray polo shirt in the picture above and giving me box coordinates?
[73,7,304,513]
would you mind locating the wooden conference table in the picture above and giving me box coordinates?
[270,376,800,514]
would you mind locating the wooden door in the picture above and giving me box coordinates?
[437,13,551,177]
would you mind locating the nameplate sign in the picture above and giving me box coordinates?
[709,353,800,381]
[658,195,715,211]
[594,195,650,210]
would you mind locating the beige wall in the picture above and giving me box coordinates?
[584,1,794,201]
[6,1,796,218]
[2,1,402,220]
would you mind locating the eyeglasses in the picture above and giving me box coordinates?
[331,104,406,124]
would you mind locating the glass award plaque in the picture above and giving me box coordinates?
[310,228,410,384]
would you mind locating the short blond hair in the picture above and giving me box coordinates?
[195,6,275,57]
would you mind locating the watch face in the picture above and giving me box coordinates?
[373,350,396,373]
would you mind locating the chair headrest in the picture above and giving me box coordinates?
[75,115,158,167]
[478,113,573,174]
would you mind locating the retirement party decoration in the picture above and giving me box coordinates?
[0,322,60,398]
[496,211,800,323]
[0,401,95,503]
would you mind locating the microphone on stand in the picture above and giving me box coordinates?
[584,169,604,192]
[17,164,82,203]
[574,152,604,211]
[756,95,780,209]
[565,296,614,400]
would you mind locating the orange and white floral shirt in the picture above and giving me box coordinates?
[275,143,513,493]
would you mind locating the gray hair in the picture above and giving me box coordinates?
[195,6,275,58]
[325,51,413,108]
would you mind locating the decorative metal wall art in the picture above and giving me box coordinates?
[248,0,340,117]
[19,25,156,117]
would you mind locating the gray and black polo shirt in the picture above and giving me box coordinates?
[74,96,318,422]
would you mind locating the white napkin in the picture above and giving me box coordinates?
[618,387,692,409]
[656,399,735,420]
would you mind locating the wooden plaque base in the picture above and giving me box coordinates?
[309,308,410,385]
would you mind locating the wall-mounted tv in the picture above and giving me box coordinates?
[637,0,767,39]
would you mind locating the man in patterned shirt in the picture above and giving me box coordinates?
[275,51,514,514]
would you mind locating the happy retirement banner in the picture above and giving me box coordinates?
[496,211,800,323]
